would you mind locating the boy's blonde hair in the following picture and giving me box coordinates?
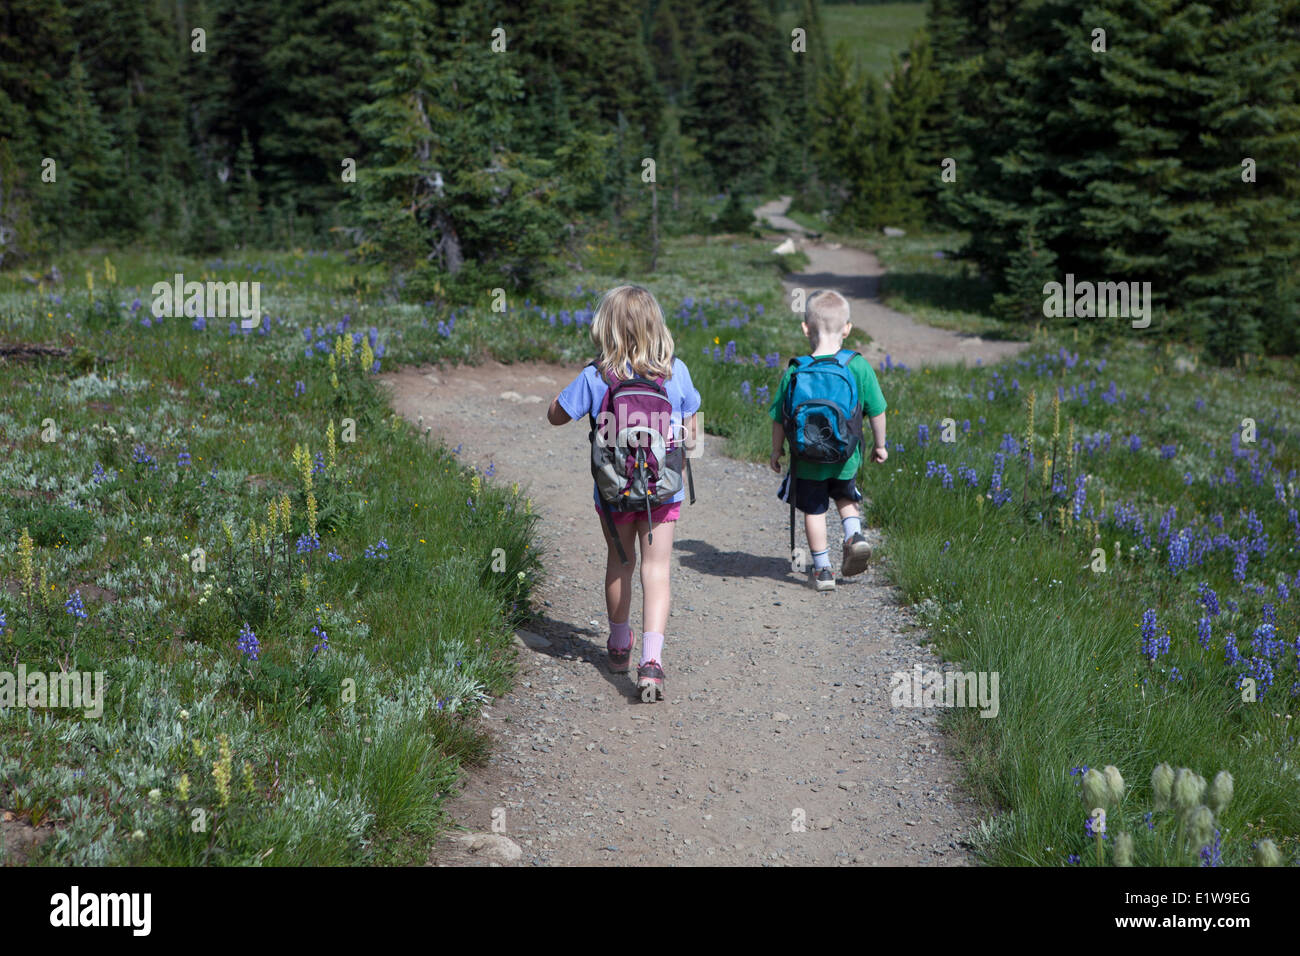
[805,290,851,347]
[590,284,674,380]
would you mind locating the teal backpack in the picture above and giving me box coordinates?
[781,349,863,549]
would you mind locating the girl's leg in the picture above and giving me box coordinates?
[601,516,639,627]
[637,520,674,634]
[636,520,675,663]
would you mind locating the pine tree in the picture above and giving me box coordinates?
[258,0,383,221]
[943,0,1300,360]
[352,0,565,291]
[233,129,260,244]
[649,0,689,101]
[49,57,120,245]
[688,0,783,194]
[0,0,75,259]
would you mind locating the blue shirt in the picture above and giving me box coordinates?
[557,358,702,506]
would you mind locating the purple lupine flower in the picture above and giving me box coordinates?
[296,534,322,554]
[65,590,88,620]
[91,462,106,484]
[1140,609,1168,661]
[1233,548,1249,582]
[1167,529,1191,574]
[1224,633,1241,667]
[1197,616,1212,650]
[237,622,261,662]
[1244,657,1275,699]
[1199,830,1222,867]
[310,622,329,655]
[1252,623,1282,660]
[363,538,390,560]
[177,450,192,468]
[1072,475,1087,521]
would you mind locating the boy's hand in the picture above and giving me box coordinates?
[770,452,784,473]
[871,445,888,463]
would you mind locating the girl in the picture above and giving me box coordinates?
[546,285,700,701]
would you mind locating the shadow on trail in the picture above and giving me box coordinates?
[674,538,796,584]
[783,269,883,301]
[520,611,644,702]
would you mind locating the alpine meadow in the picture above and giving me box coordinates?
[1,0,1298,900]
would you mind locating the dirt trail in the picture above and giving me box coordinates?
[386,362,978,866]
[755,196,1027,368]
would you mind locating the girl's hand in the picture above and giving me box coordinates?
[770,452,784,473]
[871,445,888,463]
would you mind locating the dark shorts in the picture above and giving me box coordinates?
[777,474,863,515]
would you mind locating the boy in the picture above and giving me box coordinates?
[768,290,888,591]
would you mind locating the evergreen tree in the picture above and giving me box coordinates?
[648,0,689,101]
[352,0,566,291]
[258,0,382,222]
[688,0,784,193]
[49,58,120,244]
[942,0,1300,358]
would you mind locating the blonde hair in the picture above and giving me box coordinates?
[806,290,851,347]
[590,285,674,380]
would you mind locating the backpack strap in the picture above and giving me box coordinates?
[834,349,858,367]
[599,496,630,565]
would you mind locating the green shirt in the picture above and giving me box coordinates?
[768,352,888,480]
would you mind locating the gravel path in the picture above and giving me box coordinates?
[384,362,979,866]
[755,196,1028,369]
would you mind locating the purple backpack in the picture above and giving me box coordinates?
[587,363,695,563]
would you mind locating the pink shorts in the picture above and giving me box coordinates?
[596,502,681,525]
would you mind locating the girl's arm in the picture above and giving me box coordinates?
[547,397,572,426]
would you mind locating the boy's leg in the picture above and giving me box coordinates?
[834,486,872,577]
[804,510,829,555]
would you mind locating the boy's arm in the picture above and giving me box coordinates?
[867,412,888,463]
[770,420,785,472]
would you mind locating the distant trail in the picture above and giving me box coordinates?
[754,197,1028,369]
[385,362,977,868]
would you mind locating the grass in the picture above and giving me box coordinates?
[8,220,1296,868]
[779,2,929,77]
[861,334,1300,865]
[0,250,539,865]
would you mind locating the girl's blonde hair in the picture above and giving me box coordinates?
[590,285,674,381]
